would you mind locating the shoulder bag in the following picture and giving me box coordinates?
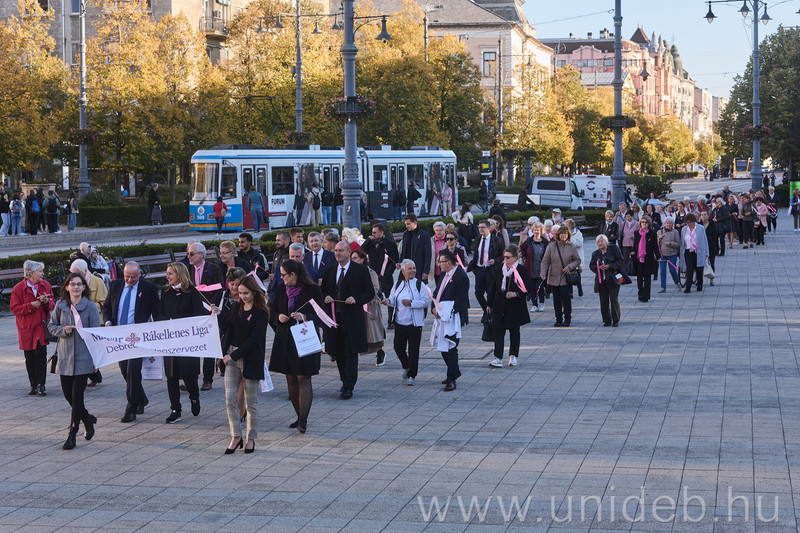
[555,244,581,286]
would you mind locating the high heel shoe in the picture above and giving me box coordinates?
[83,414,97,441]
[62,425,79,450]
[244,440,255,454]
[224,437,243,454]
[297,420,307,434]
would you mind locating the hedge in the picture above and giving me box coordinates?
[77,203,189,227]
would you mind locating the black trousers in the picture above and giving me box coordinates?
[441,338,461,382]
[23,342,47,387]
[119,357,148,414]
[46,213,58,233]
[767,214,777,232]
[166,375,199,413]
[551,285,572,322]
[755,224,766,244]
[684,251,704,289]
[473,266,493,312]
[202,358,216,383]
[60,374,90,427]
[635,261,652,301]
[215,216,224,232]
[716,226,726,255]
[393,323,422,378]
[334,329,358,391]
[27,213,38,235]
[494,325,520,359]
[598,281,620,324]
[742,220,754,244]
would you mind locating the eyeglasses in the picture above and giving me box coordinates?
[503,255,514,259]
[68,282,84,287]
[438,260,450,264]
[445,237,455,241]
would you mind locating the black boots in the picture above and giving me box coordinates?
[62,425,79,450]
[83,413,97,441]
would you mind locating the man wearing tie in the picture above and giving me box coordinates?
[303,231,334,285]
[187,242,223,390]
[467,219,503,313]
[602,210,620,246]
[102,261,160,423]
[322,240,375,399]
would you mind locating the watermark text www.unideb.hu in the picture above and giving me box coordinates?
[417,487,779,524]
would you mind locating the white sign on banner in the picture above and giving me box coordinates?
[141,356,164,381]
[76,314,222,368]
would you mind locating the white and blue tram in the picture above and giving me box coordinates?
[189,145,458,232]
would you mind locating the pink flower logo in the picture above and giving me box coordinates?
[126,333,141,347]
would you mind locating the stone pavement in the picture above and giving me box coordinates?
[0,221,799,532]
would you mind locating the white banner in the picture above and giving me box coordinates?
[142,356,164,381]
[76,315,222,368]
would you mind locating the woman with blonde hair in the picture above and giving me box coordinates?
[157,262,211,424]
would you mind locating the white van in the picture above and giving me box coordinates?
[572,174,612,209]
[530,176,584,211]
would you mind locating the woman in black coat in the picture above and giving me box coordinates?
[158,262,209,424]
[269,259,323,434]
[221,275,268,454]
[589,235,624,327]
[487,244,533,368]
[632,216,658,302]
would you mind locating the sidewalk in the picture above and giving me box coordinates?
[0,222,798,531]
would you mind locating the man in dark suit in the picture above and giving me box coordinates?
[303,231,334,285]
[187,242,223,390]
[398,214,431,282]
[322,240,375,399]
[102,261,160,423]
[467,219,503,313]
[601,210,620,246]
[361,222,399,327]
[433,250,469,391]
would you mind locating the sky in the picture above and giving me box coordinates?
[524,0,800,99]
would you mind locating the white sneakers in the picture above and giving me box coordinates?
[530,305,537,312]
[509,356,518,366]
[538,304,545,312]
[489,358,503,368]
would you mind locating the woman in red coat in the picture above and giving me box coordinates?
[10,260,55,396]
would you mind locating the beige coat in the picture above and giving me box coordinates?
[87,273,108,315]
[540,241,581,287]
[361,268,385,354]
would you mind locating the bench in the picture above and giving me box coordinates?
[0,266,65,304]
[172,247,218,264]
[120,254,174,281]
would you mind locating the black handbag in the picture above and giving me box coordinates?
[555,244,581,286]
[481,312,494,342]
[48,355,57,374]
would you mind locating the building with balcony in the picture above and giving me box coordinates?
[0,0,255,65]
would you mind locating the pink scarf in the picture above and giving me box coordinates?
[501,264,528,292]
[637,228,648,263]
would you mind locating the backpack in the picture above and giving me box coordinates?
[31,199,40,214]
[312,192,321,210]
[46,196,59,214]
[10,200,22,214]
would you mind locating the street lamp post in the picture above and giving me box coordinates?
[77,0,90,199]
[610,0,626,207]
[423,5,442,62]
[705,0,779,192]
[294,0,303,131]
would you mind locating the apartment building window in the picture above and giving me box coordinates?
[556,60,566,68]
[37,0,48,9]
[604,58,613,67]
[70,42,79,65]
[483,51,497,77]
[71,0,79,13]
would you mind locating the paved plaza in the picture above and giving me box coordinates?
[0,212,798,532]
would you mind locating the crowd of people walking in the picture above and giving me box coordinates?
[9,183,782,452]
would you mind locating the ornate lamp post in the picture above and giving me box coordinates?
[609,0,626,207]
[77,0,90,199]
[704,0,780,192]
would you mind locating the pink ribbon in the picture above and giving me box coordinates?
[512,266,527,293]
[597,259,602,285]
[196,283,222,292]
[426,285,442,315]
[329,301,337,327]
[381,254,389,277]
[456,254,465,269]
[70,305,83,328]
[363,303,372,315]
[246,270,267,292]
[308,298,337,328]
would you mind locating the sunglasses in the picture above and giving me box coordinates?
[445,237,456,241]
[503,255,514,259]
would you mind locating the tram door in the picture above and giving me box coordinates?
[268,164,294,228]
[407,164,425,217]
[369,164,389,221]
[241,165,267,230]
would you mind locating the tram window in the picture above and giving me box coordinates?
[390,166,397,190]
[272,166,294,195]
[407,164,424,188]
[322,167,331,192]
[242,167,253,195]
[256,167,267,195]
[373,165,388,192]
[429,163,443,194]
[398,165,405,190]
[221,165,237,199]
[191,162,219,201]
[332,166,340,190]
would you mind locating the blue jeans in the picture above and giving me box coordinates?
[10,213,21,235]
[335,206,343,225]
[251,209,262,232]
[322,206,332,225]
[68,213,77,231]
[393,206,404,221]
[659,255,680,289]
[0,213,8,236]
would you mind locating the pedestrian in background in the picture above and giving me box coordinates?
[520,221,547,312]
[656,217,681,293]
[739,194,755,248]
[221,276,268,453]
[398,214,432,282]
[48,272,101,450]
[540,226,580,327]
[432,250,469,391]
[247,185,264,233]
[10,193,23,235]
[213,195,228,235]
[487,244,532,368]
[632,216,658,303]
[711,197,729,256]
[66,192,78,232]
[589,235,623,327]
[679,213,709,293]
[10,260,55,396]
[727,195,740,246]
[350,248,386,367]
[0,192,9,237]
[384,260,430,386]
